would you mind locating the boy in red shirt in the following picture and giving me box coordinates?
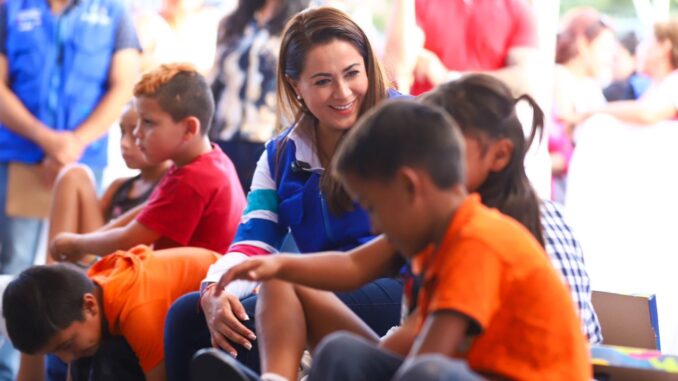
[204,101,590,381]
[50,63,246,260]
[3,245,219,381]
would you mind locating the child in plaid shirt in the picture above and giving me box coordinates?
[421,74,601,342]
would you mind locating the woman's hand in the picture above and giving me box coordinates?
[200,285,257,358]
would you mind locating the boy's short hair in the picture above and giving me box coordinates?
[333,100,465,188]
[2,264,94,353]
[134,63,215,135]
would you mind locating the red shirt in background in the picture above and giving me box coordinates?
[412,0,538,95]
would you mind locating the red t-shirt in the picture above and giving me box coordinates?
[412,0,538,95]
[136,145,246,253]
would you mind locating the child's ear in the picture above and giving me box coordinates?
[489,138,514,172]
[397,167,421,201]
[82,293,99,318]
[183,116,201,139]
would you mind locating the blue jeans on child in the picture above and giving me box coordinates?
[308,332,487,381]
[164,278,402,381]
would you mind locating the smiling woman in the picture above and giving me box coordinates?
[163,7,405,381]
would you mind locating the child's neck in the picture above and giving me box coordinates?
[139,162,170,183]
[430,185,468,249]
[173,137,213,167]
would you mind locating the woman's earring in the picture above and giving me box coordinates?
[296,94,302,101]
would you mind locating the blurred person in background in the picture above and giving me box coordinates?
[383,0,540,96]
[209,0,309,193]
[579,19,678,125]
[135,0,222,74]
[603,31,651,102]
[550,7,616,202]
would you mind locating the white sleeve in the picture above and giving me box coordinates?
[202,252,259,299]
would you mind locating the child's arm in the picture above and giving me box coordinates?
[97,203,146,232]
[380,310,420,356]
[50,221,160,261]
[215,235,400,294]
[408,310,470,358]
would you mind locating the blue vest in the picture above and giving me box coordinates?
[0,0,121,167]
[266,131,374,253]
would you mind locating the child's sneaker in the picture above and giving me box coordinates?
[191,348,252,381]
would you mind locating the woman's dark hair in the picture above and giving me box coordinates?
[420,74,545,246]
[334,100,465,189]
[3,264,94,354]
[276,7,389,213]
[217,0,309,46]
[556,7,611,64]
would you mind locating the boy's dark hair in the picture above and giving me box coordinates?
[2,264,94,354]
[333,100,465,188]
[420,74,545,246]
[134,63,215,135]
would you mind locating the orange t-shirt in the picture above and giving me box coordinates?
[413,195,590,381]
[88,245,219,372]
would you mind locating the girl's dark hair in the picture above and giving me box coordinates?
[276,7,389,213]
[555,7,611,64]
[217,0,309,46]
[3,264,94,354]
[420,74,545,246]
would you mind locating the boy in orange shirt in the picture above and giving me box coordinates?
[207,100,590,381]
[3,245,219,381]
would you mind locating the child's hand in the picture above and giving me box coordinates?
[50,233,84,263]
[214,257,282,295]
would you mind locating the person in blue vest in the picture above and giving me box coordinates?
[0,0,141,378]
[163,7,404,381]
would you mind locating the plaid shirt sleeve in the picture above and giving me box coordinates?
[541,199,603,343]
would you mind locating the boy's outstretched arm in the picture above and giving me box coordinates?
[408,310,471,358]
[50,221,160,261]
[216,235,400,294]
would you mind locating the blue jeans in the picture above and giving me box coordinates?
[309,332,486,381]
[0,162,103,381]
[164,278,402,381]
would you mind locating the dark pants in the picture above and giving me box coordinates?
[214,139,265,194]
[309,332,486,381]
[164,278,402,381]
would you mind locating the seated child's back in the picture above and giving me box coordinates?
[415,194,589,379]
